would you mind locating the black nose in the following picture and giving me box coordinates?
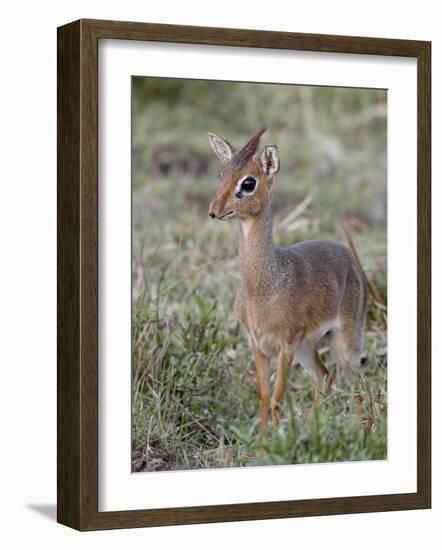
[209,212,216,219]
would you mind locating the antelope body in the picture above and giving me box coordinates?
[208,128,367,436]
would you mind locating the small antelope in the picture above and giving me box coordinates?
[208,127,367,437]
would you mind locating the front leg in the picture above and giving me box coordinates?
[251,341,270,438]
[271,351,293,427]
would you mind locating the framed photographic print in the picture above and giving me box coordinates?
[57,19,431,530]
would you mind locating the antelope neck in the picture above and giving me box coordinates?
[239,206,278,294]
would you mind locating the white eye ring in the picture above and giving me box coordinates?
[236,175,259,196]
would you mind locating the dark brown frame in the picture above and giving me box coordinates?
[57,18,431,531]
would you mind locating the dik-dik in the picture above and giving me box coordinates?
[208,127,367,437]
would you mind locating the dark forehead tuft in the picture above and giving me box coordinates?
[220,158,254,181]
[228,127,267,170]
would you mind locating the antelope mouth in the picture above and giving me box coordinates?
[217,210,235,221]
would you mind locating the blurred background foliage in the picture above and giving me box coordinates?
[131,77,387,473]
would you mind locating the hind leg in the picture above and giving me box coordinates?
[330,324,366,418]
[296,341,333,390]
[329,320,365,393]
[332,264,367,387]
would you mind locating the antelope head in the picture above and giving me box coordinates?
[208,127,280,221]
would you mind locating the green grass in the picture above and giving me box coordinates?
[131,252,387,471]
[131,78,387,472]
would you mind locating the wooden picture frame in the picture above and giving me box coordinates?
[57,18,431,530]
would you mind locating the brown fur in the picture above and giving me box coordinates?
[208,128,367,437]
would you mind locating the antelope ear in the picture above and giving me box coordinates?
[208,133,234,164]
[260,145,280,177]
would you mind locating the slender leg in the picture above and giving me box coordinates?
[330,326,364,417]
[297,341,333,390]
[271,352,292,427]
[311,348,333,390]
[330,272,365,387]
[330,326,361,387]
[251,343,270,438]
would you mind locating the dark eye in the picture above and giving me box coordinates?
[240,177,257,193]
